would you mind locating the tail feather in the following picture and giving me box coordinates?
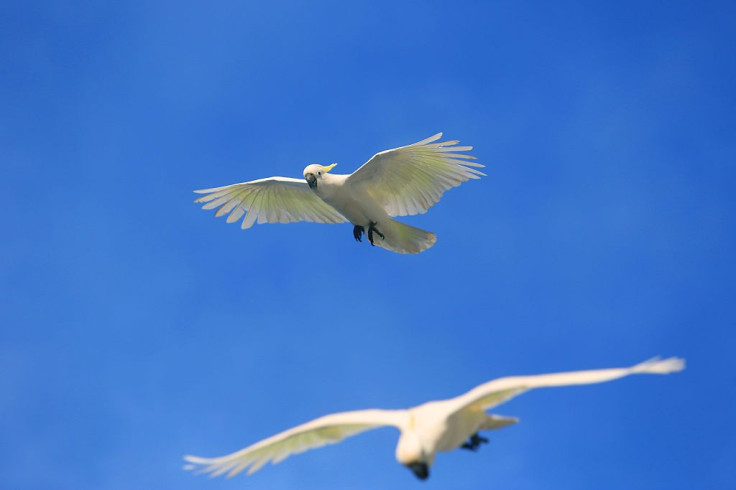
[480,414,519,431]
[372,218,436,254]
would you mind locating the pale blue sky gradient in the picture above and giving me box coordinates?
[2,1,735,489]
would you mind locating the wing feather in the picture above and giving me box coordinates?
[346,133,485,217]
[226,205,245,224]
[184,409,405,479]
[451,357,685,413]
[194,177,347,229]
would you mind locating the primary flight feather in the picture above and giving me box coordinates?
[193,133,485,254]
[184,356,684,481]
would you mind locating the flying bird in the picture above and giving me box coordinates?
[183,356,684,481]
[193,133,484,254]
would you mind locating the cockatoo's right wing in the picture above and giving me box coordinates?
[346,133,485,217]
[450,357,685,413]
[184,409,405,478]
[194,177,348,229]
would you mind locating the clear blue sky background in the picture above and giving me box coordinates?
[2,1,735,489]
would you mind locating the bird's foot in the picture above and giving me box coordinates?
[353,225,364,242]
[367,222,385,246]
[460,433,489,451]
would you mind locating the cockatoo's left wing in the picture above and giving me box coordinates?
[345,133,485,217]
[450,357,685,413]
[194,177,347,229]
[184,409,405,479]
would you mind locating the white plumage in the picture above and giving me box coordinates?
[193,133,484,254]
[184,357,684,481]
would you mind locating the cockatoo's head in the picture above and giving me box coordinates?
[303,163,337,189]
[396,431,434,480]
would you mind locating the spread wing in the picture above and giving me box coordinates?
[194,177,347,229]
[451,357,685,413]
[345,133,485,217]
[184,409,405,478]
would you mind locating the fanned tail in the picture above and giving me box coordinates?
[372,218,437,254]
[480,414,520,431]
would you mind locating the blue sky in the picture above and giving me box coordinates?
[2,1,735,488]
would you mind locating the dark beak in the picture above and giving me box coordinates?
[305,173,317,189]
[406,462,429,480]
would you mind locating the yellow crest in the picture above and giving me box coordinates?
[323,163,338,173]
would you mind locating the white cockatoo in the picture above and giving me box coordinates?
[184,357,684,481]
[193,133,484,254]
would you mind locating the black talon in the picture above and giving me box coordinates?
[367,221,385,246]
[461,433,489,451]
[353,225,364,242]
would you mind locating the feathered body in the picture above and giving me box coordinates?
[184,357,684,480]
[194,133,484,254]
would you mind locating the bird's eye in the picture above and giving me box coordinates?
[318,171,322,176]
